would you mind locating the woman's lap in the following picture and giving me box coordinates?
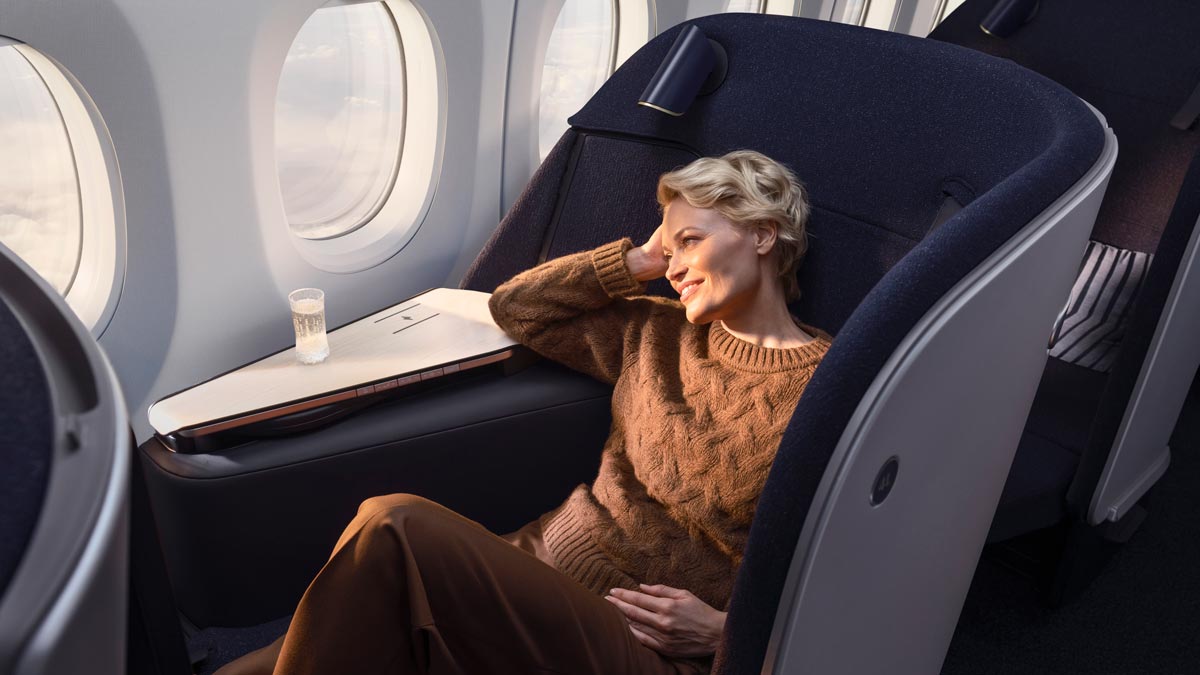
[275,493,704,675]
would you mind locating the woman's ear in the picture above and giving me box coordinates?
[753,221,778,255]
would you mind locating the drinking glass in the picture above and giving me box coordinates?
[289,288,330,364]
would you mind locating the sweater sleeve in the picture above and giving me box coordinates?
[488,238,659,385]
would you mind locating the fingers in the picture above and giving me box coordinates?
[629,620,671,642]
[605,594,672,632]
[608,587,673,613]
[639,225,662,251]
[626,232,670,282]
[638,583,691,599]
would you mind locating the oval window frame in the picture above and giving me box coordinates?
[284,0,445,274]
[535,0,655,162]
[537,0,617,160]
[1,39,126,337]
[276,3,405,242]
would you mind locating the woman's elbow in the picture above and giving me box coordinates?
[488,286,521,335]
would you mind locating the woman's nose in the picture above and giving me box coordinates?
[666,255,686,282]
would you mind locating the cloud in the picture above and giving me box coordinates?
[0,47,86,292]
[538,26,613,153]
[0,210,80,293]
[343,95,383,109]
[273,5,402,235]
[287,43,341,62]
[275,96,398,235]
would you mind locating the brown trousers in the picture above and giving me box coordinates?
[252,494,706,675]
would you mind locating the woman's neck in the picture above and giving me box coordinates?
[719,283,813,349]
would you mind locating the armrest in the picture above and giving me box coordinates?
[139,359,612,628]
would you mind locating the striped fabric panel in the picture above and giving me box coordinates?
[1048,240,1153,372]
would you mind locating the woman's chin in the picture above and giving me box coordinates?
[683,305,716,325]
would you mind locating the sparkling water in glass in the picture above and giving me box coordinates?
[289,288,330,364]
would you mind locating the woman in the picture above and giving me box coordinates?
[217,150,830,675]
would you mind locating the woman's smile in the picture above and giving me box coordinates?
[677,279,703,303]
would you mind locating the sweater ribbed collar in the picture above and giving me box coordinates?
[708,319,830,373]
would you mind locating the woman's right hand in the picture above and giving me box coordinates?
[625,224,670,282]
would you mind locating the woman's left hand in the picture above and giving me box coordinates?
[605,584,727,658]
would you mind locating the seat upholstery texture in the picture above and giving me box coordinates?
[933,0,1200,531]
[0,295,53,601]
[464,14,1103,674]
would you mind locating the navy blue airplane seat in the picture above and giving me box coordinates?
[0,280,53,617]
[932,1,1200,568]
[0,243,131,674]
[465,14,1115,674]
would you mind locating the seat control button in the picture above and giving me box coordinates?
[870,456,900,507]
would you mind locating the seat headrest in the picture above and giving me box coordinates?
[570,14,1099,240]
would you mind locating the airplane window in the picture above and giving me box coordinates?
[724,0,765,11]
[0,41,121,333]
[0,45,83,294]
[761,0,799,15]
[840,0,900,29]
[932,0,968,28]
[276,2,405,240]
[862,0,899,30]
[538,0,616,160]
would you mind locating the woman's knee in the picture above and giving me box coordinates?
[334,494,440,550]
[357,493,437,520]
[351,494,449,538]
[351,494,490,562]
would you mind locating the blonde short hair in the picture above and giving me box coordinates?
[656,150,810,301]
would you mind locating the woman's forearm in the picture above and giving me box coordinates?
[624,225,670,282]
[487,239,650,384]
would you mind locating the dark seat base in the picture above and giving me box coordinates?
[989,433,1078,543]
[189,616,291,675]
[990,359,1108,542]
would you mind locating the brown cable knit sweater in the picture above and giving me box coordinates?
[488,238,829,612]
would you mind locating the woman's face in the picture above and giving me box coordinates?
[662,198,775,325]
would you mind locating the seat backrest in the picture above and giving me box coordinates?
[932,0,1200,526]
[0,297,53,606]
[0,242,130,675]
[465,15,1100,332]
[465,14,1109,674]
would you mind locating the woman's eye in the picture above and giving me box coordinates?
[683,237,698,246]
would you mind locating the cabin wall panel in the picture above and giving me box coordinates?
[500,0,563,217]
[440,0,516,284]
[0,0,515,442]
